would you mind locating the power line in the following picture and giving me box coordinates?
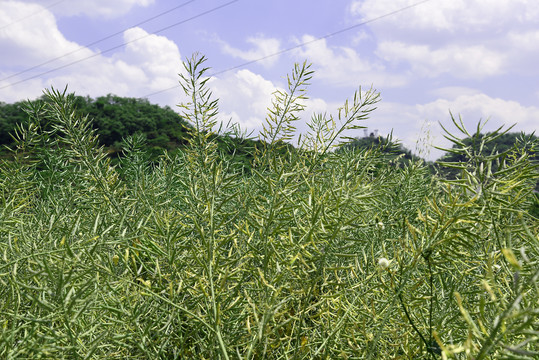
[0,0,67,31]
[0,0,239,90]
[143,0,435,99]
[0,0,198,83]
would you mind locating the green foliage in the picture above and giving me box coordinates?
[0,101,28,147]
[338,133,422,169]
[0,58,537,359]
[435,114,539,216]
[0,93,191,159]
[435,115,538,178]
[0,93,265,171]
[74,94,191,154]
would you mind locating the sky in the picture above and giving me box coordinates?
[0,0,538,160]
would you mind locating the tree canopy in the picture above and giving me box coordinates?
[338,133,421,164]
[1,94,536,174]
[435,131,538,180]
[0,94,191,153]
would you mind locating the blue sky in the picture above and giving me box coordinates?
[1,0,538,160]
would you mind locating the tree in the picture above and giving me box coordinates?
[436,131,538,180]
[339,134,422,164]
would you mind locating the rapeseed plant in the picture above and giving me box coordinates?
[0,54,536,359]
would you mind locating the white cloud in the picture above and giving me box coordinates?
[376,42,506,79]
[293,35,408,88]
[348,0,539,80]
[0,5,183,107]
[218,35,281,67]
[15,0,154,18]
[420,94,539,159]
[208,69,278,130]
[303,98,336,119]
[417,94,539,135]
[351,30,372,45]
[503,30,539,74]
[0,72,43,101]
[205,69,343,146]
[429,86,482,99]
[507,29,539,51]
[49,27,184,106]
[0,2,92,67]
[350,0,539,33]
[117,27,183,88]
[369,93,539,160]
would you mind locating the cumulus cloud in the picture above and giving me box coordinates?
[208,69,278,130]
[503,30,539,74]
[217,35,281,67]
[116,27,183,89]
[376,42,506,79]
[350,0,539,33]
[46,26,184,106]
[0,2,92,67]
[293,35,408,88]
[348,0,539,80]
[15,0,154,18]
[370,93,539,160]
[351,30,372,45]
[204,68,344,146]
[429,86,482,99]
[0,3,183,106]
[507,29,539,51]
[418,94,539,134]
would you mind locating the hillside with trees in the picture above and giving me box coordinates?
[435,130,538,196]
[0,94,275,171]
[338,132,421,162]
[1,94,190,157]
[1,94,536,176]
[435,131,538,177]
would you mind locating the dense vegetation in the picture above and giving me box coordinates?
[435,127,538,178]
[0,93,279,170]
[0,94,188,151]
[2,87,535,171]
[0,55,537,359]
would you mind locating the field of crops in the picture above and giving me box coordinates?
[1,55,537,359]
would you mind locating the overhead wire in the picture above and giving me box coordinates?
[0,0,198,82]
[0,0,67,31]
[143,0,435,98]
[1,0,433,96]
[0,0,239,90]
